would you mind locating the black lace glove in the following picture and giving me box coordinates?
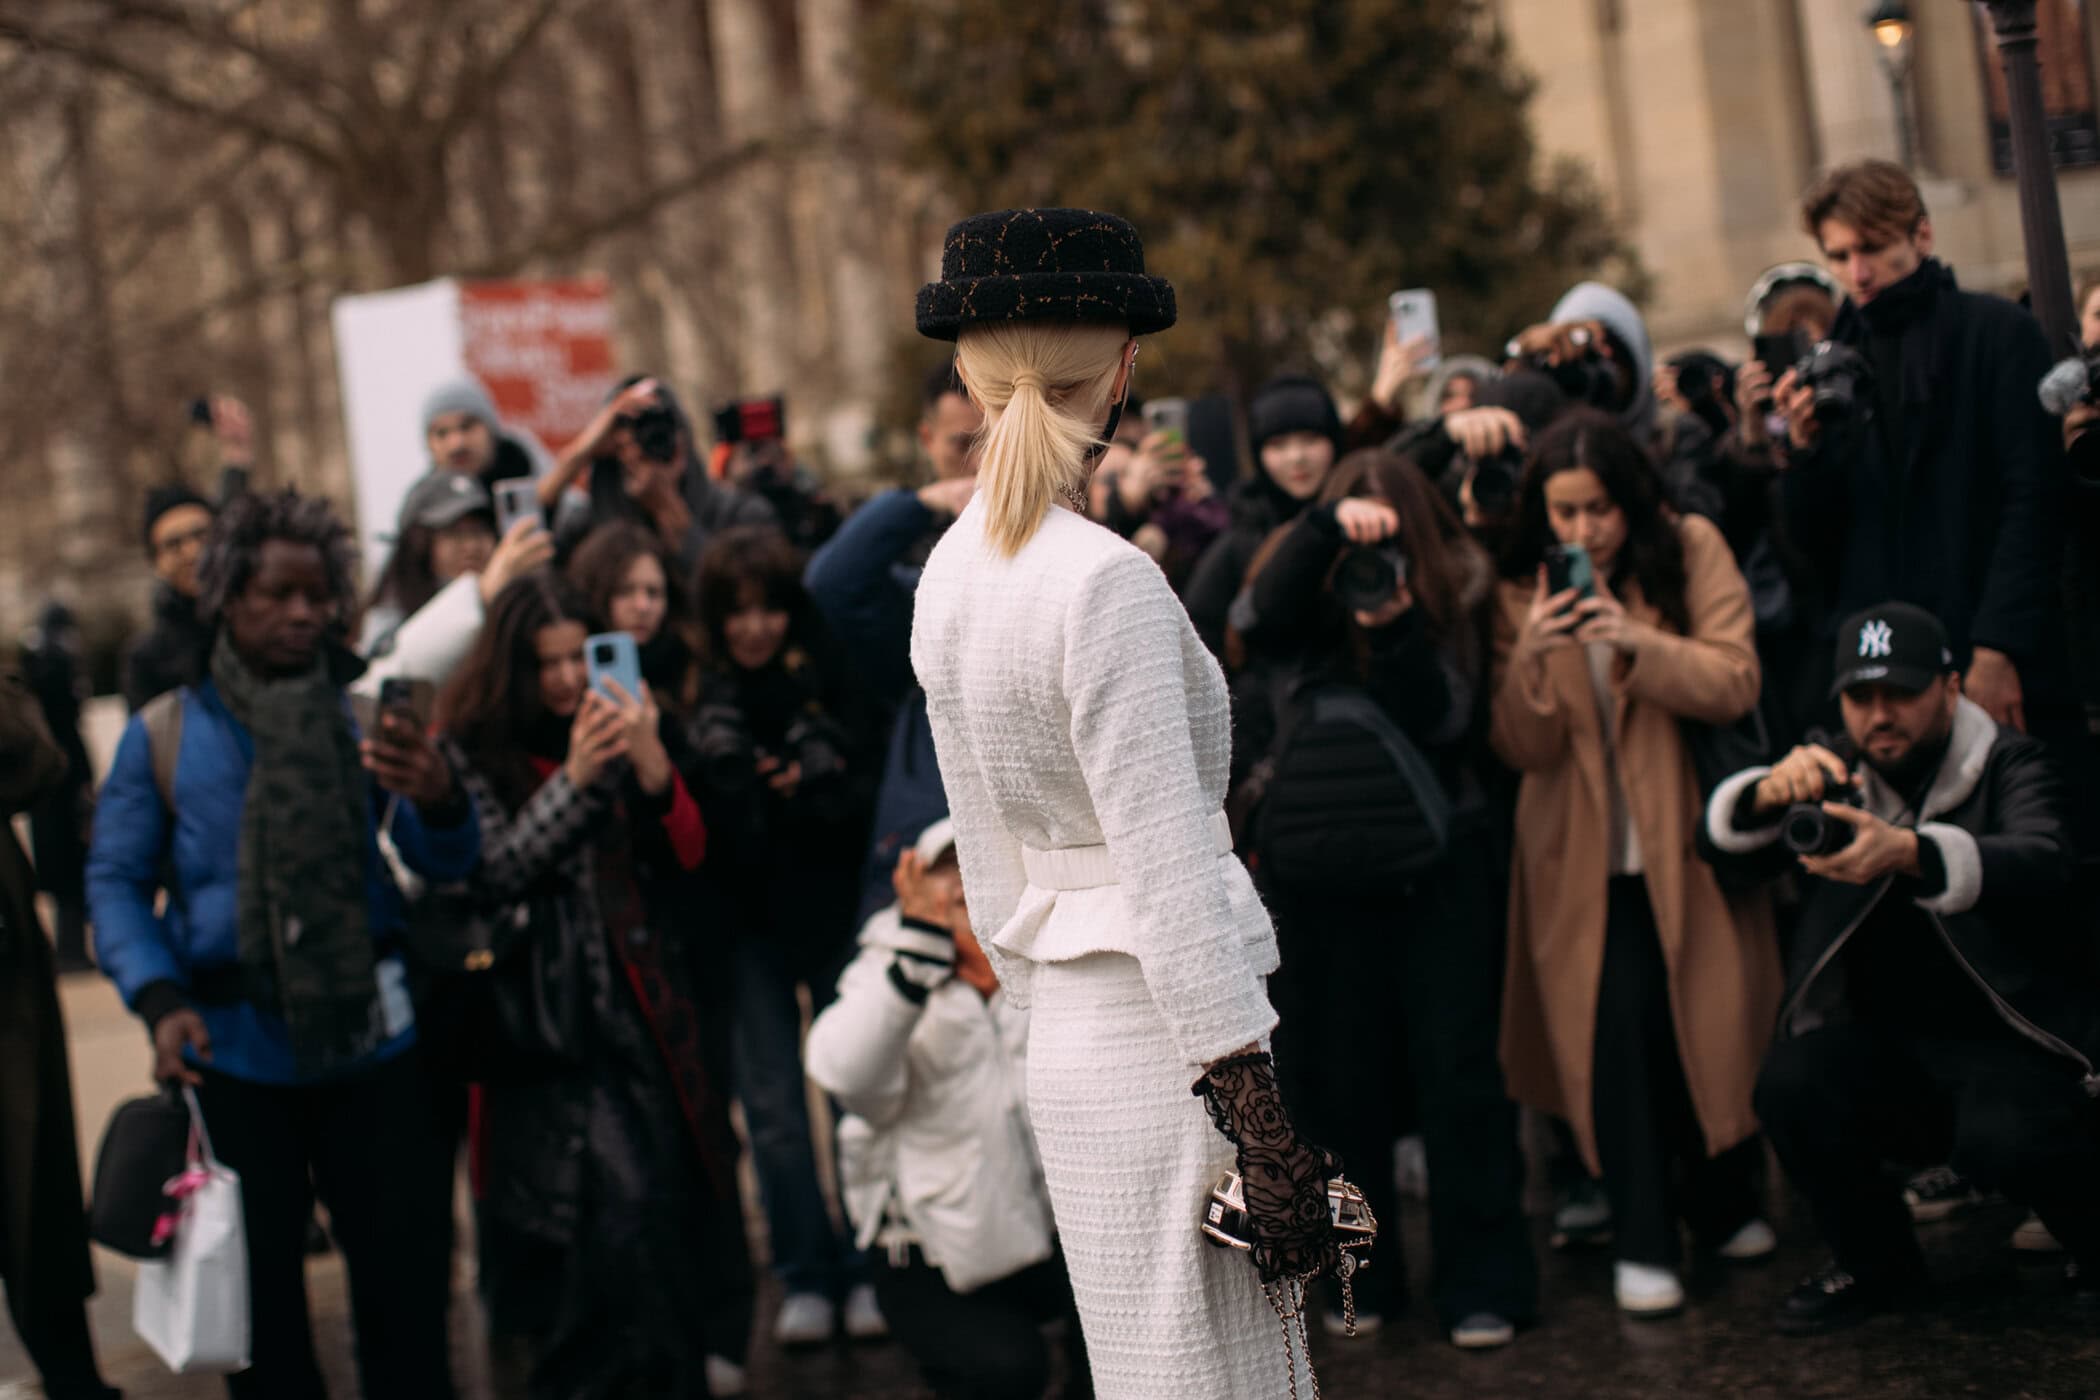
[1192,1052,1343,1283]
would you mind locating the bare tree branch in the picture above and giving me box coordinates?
[436,0,571,146]
[459,125,834,277]
[0,16,346,172]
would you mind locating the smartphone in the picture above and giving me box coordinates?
[1544,543,1595,602]
[1753,331,1809,379]
[1142,397,1191,444]
[494,478,540,536]
[585,632,643,705]
[1389,289,1442,371]
[360,677,429,736]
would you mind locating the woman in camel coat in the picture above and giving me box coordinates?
[1489,410,1782,1319]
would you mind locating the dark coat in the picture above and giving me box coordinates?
[21,619,92,900]
[1781,266,2066,693]
[1182,476,1307,659]
[1705,696,2100,1088]
[0,670,96,1303]
[122,583,212,712]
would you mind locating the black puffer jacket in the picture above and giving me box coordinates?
[1704,696,2100,1090]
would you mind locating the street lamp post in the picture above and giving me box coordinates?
[1867,1,1919,170]
[1976,0,2078,352]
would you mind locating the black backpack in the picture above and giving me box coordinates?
[1253,682,1453,892]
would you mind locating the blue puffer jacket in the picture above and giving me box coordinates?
[87,679,481,1085]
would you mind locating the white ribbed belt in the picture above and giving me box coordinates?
[1020,811,1235,891]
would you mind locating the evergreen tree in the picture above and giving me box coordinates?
[863,0,1643,398]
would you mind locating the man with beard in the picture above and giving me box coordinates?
[1702,603,2100,1334]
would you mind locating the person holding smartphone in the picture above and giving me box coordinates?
[1489,410,1781,1320]
[1099,399,1228,592]
[355,472,554,712]
[432,572,753,1396]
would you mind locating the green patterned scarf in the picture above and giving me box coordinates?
[210,633,380,1076]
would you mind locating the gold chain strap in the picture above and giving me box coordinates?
[1262,1274,1326,1400]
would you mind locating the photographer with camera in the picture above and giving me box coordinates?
[1504,281,1656,437]
[1230,446,1537,1348]
[1773,162,2066,743]
[1184,375,1344,657]
[805,821,1089,1399]
[715,396,843,553]
[688,524,884,1348]
[542,375,776,568]
[1699,602,2100,1332]
[1490,410,1781,1320]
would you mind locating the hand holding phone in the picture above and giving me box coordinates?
[585,632,643,706]
[494,479,541,537]
[1142,397,1191,445]
[1543,543,1595,603]
[1389,289,1442,373]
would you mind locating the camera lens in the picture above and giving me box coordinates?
[1781,807,1828,855]
[595,644,614,663]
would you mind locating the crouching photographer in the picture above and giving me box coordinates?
[1230,448,1537,1348]
[1702,603,2100,1334]
[806,822,1088,1400]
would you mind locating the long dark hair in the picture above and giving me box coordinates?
[692,525,815,669]
[436,570,593,809]
[567,521,699,706]
[364,524,441,621]
[1500,409,1690,633]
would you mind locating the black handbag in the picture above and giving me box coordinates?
[1684,706,1771,895]
[403,887,588,1085]
[88,1085,192,1259]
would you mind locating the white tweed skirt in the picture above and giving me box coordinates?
[1027,952,1292,1400]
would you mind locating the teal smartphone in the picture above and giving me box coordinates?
[585,632,643,703]
[1544,543,1594,602]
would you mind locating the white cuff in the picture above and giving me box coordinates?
[1705,766,1782,854]
[1914,823,1983,916]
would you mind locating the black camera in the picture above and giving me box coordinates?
[1792,342,1873,425]
[621,404,682,464]
[1523,349,1618,411]
[1463,446,1523,518]
[1332,545,1408,614]
[1782,779,1864,857]
[2039,351,2100,485]
[690,702,757,794]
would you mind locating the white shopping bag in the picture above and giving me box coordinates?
[132,1086,251,1374]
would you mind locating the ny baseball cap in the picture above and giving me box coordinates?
[1829,602,1958,699]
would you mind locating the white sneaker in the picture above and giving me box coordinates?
[705,1354,749,1396]
[2013,1212,2065,1253]
[843,1282,889,1341]
[1321,1308,1384,1337]
[774,1291,837,1348]
[1717,1218,1778,1262]
[1450,1311,1516,1349]
[1614,1261,1685,1318]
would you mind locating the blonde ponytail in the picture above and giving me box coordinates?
[955,321,1130,556]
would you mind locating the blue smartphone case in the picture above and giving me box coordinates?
[585,632,643,703]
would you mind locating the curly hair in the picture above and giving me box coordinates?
[196,488,360,627]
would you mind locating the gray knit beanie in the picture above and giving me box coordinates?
[420,377,500,434]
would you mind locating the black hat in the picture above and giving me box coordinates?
[396,471,492,533]
[915,209,1176,342]
[1247,376,1342,453]
[1478,368,1568,433]
[142,486,213,552]
[1829,602,1958,698]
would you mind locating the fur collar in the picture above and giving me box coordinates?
[1857,696,1996,825]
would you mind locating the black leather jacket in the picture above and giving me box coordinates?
[1705,697,2099,1093]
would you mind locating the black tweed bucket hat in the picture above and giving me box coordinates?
[915,208,1177,342]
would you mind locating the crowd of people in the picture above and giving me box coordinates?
[1,156,2096,1399]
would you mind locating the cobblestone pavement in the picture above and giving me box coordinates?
[7,976,2098,1399]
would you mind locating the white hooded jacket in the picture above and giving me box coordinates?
[805,886,1054,1295]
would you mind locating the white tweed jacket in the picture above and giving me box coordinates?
[910,499,1280,1069]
